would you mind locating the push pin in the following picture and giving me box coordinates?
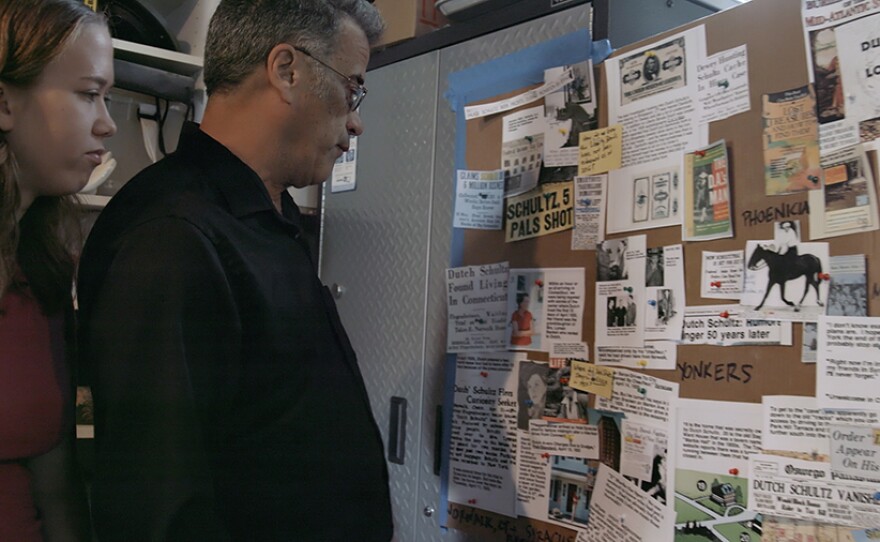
[710,280,722,288]
[637,387,647,395]
[480,371,489,378]
[729,468,739,476]
[468,498,477,505]
[694,150,706,157]
[526,399,533,407]
[565,434,575,443]
[638,359,648,368]
[535,279,544,287]
[624,286,633,293]
[541,452,551,460]
[560,377,570,385]
[619,514,626,524]
[559,128,568,136]
[719,311,730,319]
[648,299,657,307]
[819,272,831,281]
[874,491,880,501]
[525,135,533,143]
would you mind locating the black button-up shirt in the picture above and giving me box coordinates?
[78,122,392,541]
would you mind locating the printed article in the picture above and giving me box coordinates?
[675,399,763,542]
[507,268,584,352]
[802,4,880,153]
[700,250,744,300]
[620,418,669,495]
[330,134,357,193]
[594,235,647,347]
[515,421,606,531]
[605,25,708,233]
[464,67,573,120]
[809,145,880,239]
[449,353,519,517]
[446,262,509,353]
[740,240,830,321]
[644,244,685,342]
[528,419,600,460]
[543,61,598,168]
[697,44,751,125]
[571,174,608,250]
[594,369,678,428]
[583,465,675,542]
[606,26,708,233]
[766,395,838,459]
[681,305,792,346]
[817,316,880,411]
[454,169,505,230]
[803,254,867,362]
[505,182,574,242]
[501,106,545,197]
[749,453,880,528]
[595,341,677,370]
[683,140,733,241]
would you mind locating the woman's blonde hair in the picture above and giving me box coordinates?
[0,0,104,313]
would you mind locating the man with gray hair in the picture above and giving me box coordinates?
[77,1,393,540]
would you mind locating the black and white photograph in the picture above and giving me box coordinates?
[741,239,830,321]
[606,295,637,327]
[597,239,629,282]
[517,361,550,431]
[655,289,674,326]
[645,247,665,287]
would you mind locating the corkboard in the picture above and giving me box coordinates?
[447,0,880,538]
[458,0,880,405]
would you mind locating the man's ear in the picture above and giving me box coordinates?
[266,43,298,103]
[0,84,15,132]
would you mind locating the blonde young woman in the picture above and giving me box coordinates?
[0,1,116,540]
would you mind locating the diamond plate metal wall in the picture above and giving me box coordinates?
[419,7,593,542]
[321,7,592,542]
[321,52,439,542]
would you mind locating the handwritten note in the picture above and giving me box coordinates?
[577,125,622,176]
[570,360,613,398]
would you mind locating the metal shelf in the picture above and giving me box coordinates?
[368,0,598,71]
[112,38,203,77]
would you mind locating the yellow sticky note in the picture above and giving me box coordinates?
[578,124,622,176]
[570,360,614,399]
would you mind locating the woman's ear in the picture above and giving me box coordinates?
[0,84,15,132]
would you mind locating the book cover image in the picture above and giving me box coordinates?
[762,85,822,196]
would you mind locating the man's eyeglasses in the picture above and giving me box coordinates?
[293,46,367,112]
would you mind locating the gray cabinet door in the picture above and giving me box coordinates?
[321,7,592,541]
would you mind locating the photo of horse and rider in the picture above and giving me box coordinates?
[740,220,830,319]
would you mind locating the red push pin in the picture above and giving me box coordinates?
[819,272,831,281]
[560,377,570,385]
[468,498,477,505]
[540,453,550,459]
[729,468,739,476]
[710,280,722,288]
[694,150,706,157]
[535,279,544,287]
[480,371,489,378]
[719,311,730,318]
